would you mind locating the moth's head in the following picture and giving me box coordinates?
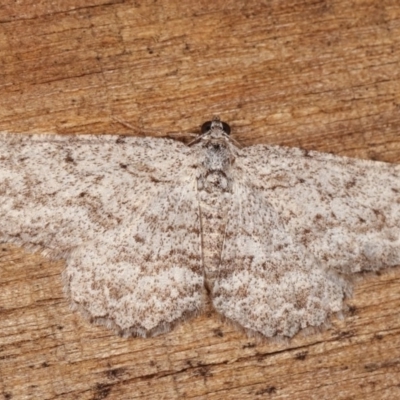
[188,116,232,147]
[201,117,231,137]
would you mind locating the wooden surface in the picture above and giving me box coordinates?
[1,1,400,399]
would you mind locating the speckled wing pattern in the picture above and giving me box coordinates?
[0,119,399,339]
[213,145,400,337]
[0,133,204,336]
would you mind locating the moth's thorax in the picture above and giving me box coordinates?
[204,142,231,172]
[196,129,235,193]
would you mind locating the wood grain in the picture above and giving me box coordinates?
[0,1,399,399]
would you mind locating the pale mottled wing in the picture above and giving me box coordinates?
[212,145,400,338]
[64,180,203,337]
[0,133,204,336]
[238,144,400,274]
[212,183,349,338]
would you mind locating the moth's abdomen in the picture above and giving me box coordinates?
[198,177,232,292]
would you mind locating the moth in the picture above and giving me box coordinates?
[1,117,399,338]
